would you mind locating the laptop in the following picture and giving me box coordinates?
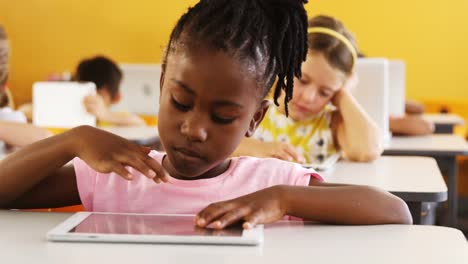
[352,58,391,146]
[388,60,406,117]
[111,64,161,115]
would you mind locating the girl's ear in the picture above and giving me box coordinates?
[245,100,270,137]
[111,91,121,104]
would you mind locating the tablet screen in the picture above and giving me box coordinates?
[69,213,243,237]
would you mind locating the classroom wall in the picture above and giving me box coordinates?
[1,0,467,106]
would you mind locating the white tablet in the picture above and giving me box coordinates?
[33,81,97,128]
[47,212,263,246]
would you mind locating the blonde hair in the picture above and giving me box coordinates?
[307,15,359,76]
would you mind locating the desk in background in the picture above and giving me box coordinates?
[1,210,467,264]
[423,113,465,134]
[321,156,447,224]
[99,126,159,146]
[384,134,468,227]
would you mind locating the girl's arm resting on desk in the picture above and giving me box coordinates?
[196,179,412,229]
[0,126,167,209]
[332,89,383,162]
[0,121,52,147]
[389,115,434,136]
[233,137,305,163]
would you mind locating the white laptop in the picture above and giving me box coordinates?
[47,212,263,246]
[111,64,161,115]
[388,60,406,117]
[352,58,391,146]
[33,82,97,128]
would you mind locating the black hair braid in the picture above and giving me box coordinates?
[164,0,308,116]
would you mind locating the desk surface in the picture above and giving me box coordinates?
[100,126,159,144]
[321,156,447,202]
[384,134,468,156]
[1,211,467,264]
[424,113,465,125]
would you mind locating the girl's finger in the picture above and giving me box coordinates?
[153,177,162,184]
[142,155,169,183]
[273,150,293,162]
[140,146,152,154]
[118,154,156,179]
[283,145,305,163]
[209,206,251,229]
[196,202,235,227]
[111,162,133,180]
[243,212,263,229]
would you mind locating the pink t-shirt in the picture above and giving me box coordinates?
[74,150,323,214]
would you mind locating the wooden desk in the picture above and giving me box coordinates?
[99,126,159,145]
[423,113,465,134]
[321,156,447,224]
[1,211,467,264]
[384,134,468,227]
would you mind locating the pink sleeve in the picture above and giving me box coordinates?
[73,157,97,211]
[292,165,324,186]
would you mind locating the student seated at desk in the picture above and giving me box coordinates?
[389,100,435,136]
[233,15,382,165]
[0,25,51,147]
[76,56,146,127]
[0,0,411,229]
[18,56,147,126]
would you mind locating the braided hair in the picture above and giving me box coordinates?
[163,0,309,116]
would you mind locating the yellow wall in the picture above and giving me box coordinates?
[1,0,468,106]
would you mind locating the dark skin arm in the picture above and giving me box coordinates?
[0,126,169,209]
[1,127,411,227]
[196,179,413,229]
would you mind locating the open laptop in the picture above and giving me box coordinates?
[111,64,161,115]
[388,60,406,117]
[352,58,391,146]
[33,82,97,128]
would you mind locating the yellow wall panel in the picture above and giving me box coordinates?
[1,0,467,105]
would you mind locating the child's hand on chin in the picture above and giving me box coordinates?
[195,185,288,229]
[83,94,109,120]
[69,125,169,183]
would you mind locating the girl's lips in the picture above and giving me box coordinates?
[174,147,205,161]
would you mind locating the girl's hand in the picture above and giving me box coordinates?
[83,94,109,120]
[195,186,288,229]
[70,126,169,183]
[332,72,358,105]
[258,141,305,163]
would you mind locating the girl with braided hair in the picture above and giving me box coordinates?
[0,1,411,228]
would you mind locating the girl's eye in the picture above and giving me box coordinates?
[298,78,309,85]
[212,115,235,124]
[171,97,191,112]
[319,91,331,97]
